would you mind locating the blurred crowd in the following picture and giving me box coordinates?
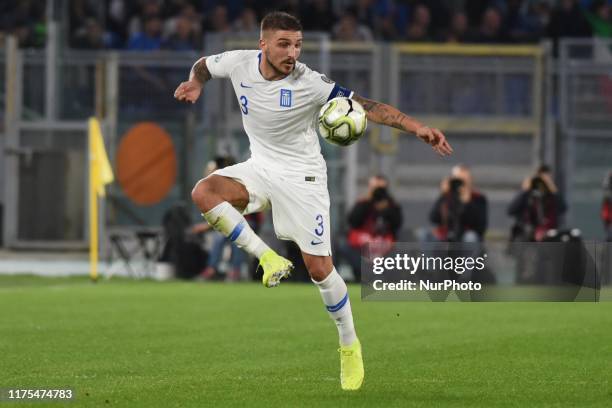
[339,166,611,284]
[1,0,612,50]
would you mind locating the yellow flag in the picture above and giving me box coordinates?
[89,117,114,197]
[89,117,114,281]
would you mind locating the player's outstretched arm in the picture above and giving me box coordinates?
[352,94,453,156]
[174,57,212,104]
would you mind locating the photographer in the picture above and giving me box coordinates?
[429,164,488,242]
[603,171,612,242]
[418,165,489,296]
[338,175,403,281]
[508,165,567,242]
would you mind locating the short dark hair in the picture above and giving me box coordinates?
[261,11,302,32]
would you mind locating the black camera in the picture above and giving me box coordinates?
[372,187,390,203]
[529,176,548,195]
[449,177,464,194]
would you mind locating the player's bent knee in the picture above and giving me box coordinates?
[304,255,334,282]
[309,268,331,282]
[191,179,220,212]
[190,179,206,206]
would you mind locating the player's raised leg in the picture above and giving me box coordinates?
[304,253,364,390]
[191,175,292,287]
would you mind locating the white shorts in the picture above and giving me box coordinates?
[211,159,332,256]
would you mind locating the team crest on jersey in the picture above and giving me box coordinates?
[280,89,292,107]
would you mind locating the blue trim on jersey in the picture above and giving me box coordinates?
[326,292,349,313]
[228,221,246,242]
[257,52,263,76]
[327,84,353,101]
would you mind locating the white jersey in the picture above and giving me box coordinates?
[206,50,352,178]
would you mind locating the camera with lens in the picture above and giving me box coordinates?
[370,187,393,235]
[449,177,464,194]
[529,176,549,194]
[527,176,551,203]
[371,186,390,203]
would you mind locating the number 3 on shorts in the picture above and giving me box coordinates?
[314,214,324,236]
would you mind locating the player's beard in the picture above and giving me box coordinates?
[265,52,293,77]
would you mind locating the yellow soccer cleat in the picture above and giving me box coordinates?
[340,339,364,391]
[259,250,293,288]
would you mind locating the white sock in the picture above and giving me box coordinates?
[313,268,357,346]
[203,202,269,259]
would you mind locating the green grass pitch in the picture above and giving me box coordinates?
[1,276,611,407]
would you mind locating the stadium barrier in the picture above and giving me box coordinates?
[2,35,612,251]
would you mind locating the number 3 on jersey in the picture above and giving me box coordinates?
[239,95,248,115]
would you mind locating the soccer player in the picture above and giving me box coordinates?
[174,11,453,391]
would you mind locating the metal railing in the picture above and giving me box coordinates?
[559,38,612,239]
[3,35,611,248]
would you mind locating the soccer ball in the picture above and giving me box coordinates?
[317,97,367,146]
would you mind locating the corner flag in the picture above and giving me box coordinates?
[89,118,114,281]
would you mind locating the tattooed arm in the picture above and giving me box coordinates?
[174,57,211,104]
[189,57,212,85]
[351,94,453,156]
